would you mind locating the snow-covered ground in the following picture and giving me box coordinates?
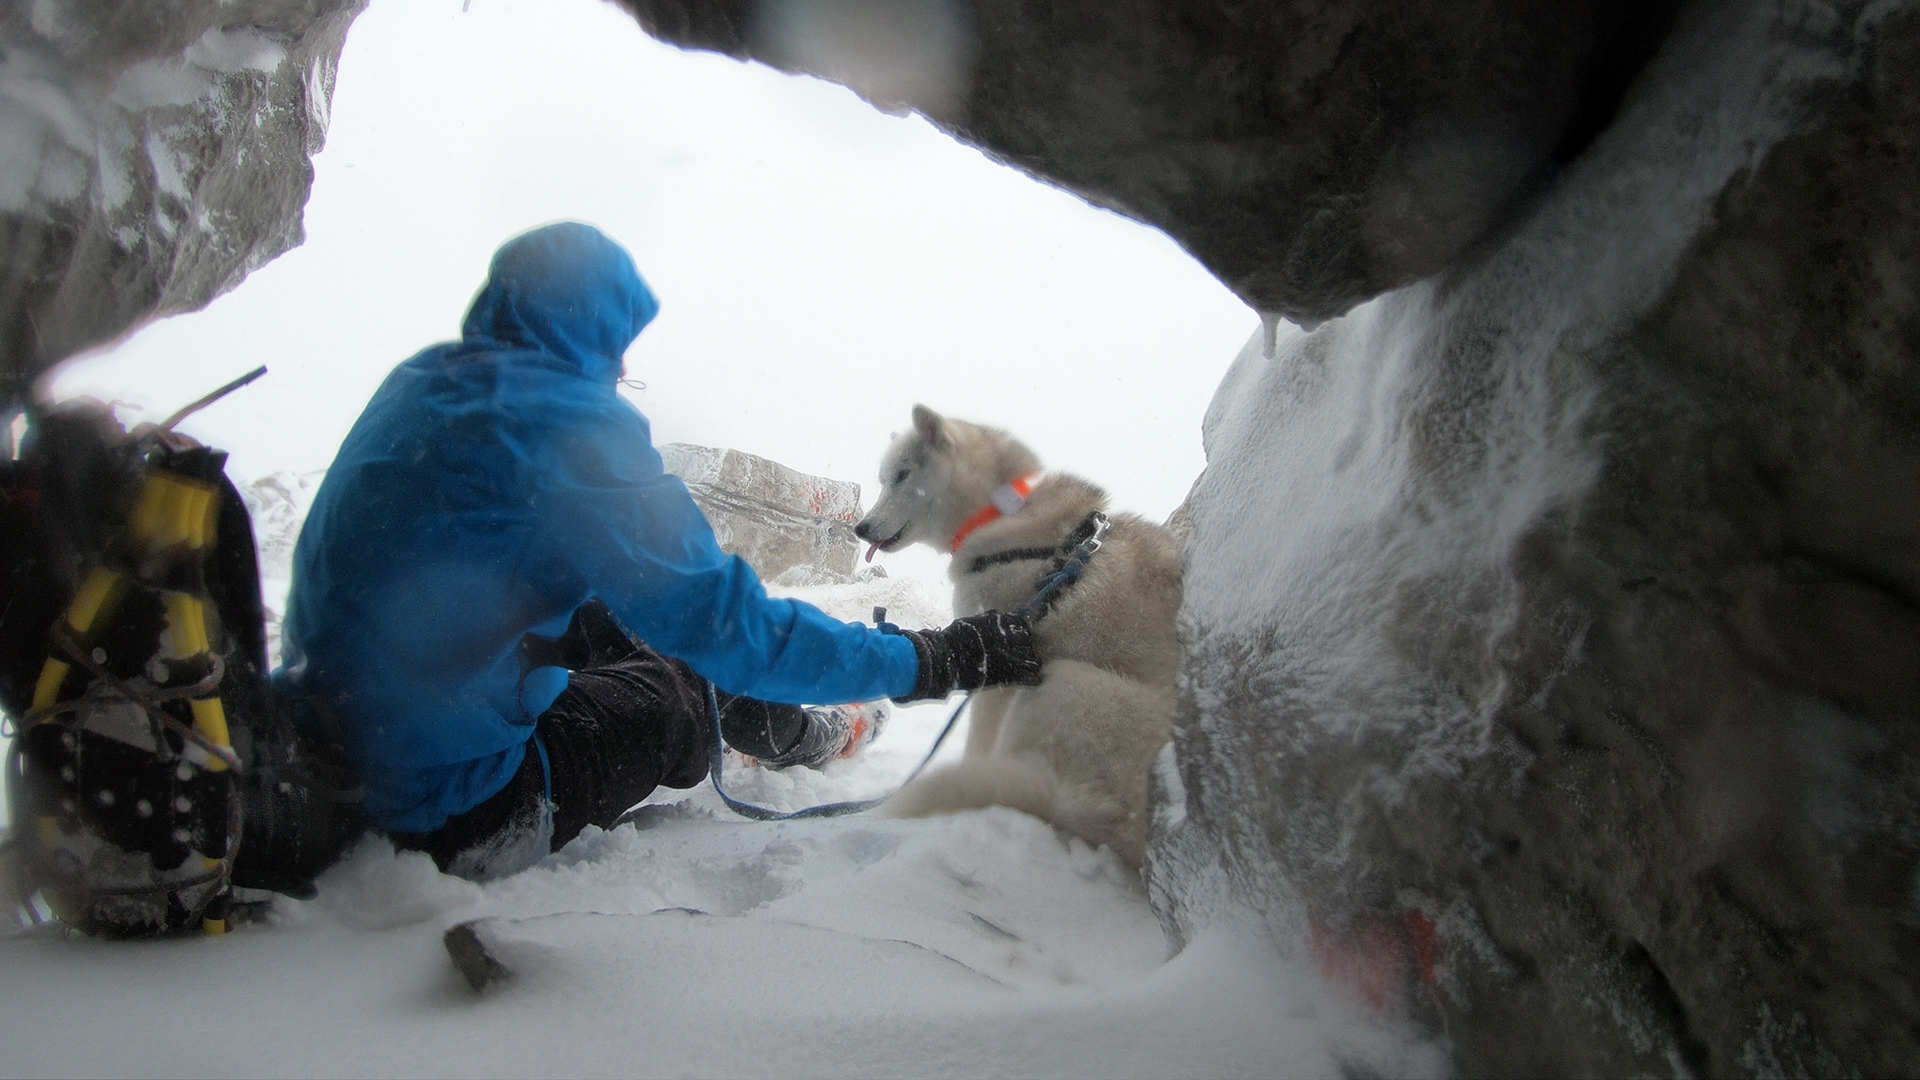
[2,802,1430,1078]
[1,489,1439,1077]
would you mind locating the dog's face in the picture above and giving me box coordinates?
[855,404,960,556]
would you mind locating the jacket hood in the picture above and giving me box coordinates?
[459,222,660,383]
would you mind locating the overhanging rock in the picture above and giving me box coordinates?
[0,0,365,401]
[660,443,861,582]
[615,0,1683,326]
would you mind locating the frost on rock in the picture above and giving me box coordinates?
[1156,3,1920,1075]
[661,442,863,582]
[0,0,366,399]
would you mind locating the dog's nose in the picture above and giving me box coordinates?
[854,520,875,541]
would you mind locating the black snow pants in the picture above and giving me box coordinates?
[390,600,813,876]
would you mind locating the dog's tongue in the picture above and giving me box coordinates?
[864,543,880,564]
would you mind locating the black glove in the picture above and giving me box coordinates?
[887,610,1045,702]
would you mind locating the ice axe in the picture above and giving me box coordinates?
[158,365,268,432]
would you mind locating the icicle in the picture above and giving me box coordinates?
[1260,311,1282,359]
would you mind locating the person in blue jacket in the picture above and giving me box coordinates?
[275,222,1041,880]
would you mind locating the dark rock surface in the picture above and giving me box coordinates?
[0,0,364,402]
[1147,3,1920,1075]
[616,0,1684,325]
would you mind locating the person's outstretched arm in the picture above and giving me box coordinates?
[532,409,911,704]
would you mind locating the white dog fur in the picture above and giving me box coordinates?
[856,405,1181,867]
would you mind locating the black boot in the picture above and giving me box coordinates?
[228,684,366,900]
[719,694,889,770]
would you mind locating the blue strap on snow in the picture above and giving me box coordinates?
[704,682,968,821]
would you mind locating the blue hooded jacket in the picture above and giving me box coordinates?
[276,223,918,832]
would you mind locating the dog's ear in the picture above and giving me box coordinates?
[911,404,946,447]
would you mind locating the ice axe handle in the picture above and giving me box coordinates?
[159,365,268,431]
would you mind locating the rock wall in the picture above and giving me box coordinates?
[0,0,365,402]
[627,1,1920,1074]
[1152,4,1920,1075]
[660,443,862,582]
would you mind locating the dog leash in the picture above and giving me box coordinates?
[1017,511,1110,619]
[709,511,1110,821]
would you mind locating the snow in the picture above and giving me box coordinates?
[182,29,290,78]
[1,810,1435,1078]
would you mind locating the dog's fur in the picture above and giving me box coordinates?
[856,405,1181,867]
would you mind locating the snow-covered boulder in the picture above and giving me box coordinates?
[1150,5,1920,1075]
[661,443,862,582]
[0,0,364,399]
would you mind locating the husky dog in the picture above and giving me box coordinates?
[855,405,1182,867]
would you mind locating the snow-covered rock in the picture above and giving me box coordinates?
[10,0,1916,1071]
[661,442,862,582]
[1149,4,1920,1075]
[238,468,325,664]
[0,0,364,397]
[240,469,325,582]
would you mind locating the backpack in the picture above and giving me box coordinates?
[3,403,361,937]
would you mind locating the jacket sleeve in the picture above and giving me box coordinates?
[530,400,918,704]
